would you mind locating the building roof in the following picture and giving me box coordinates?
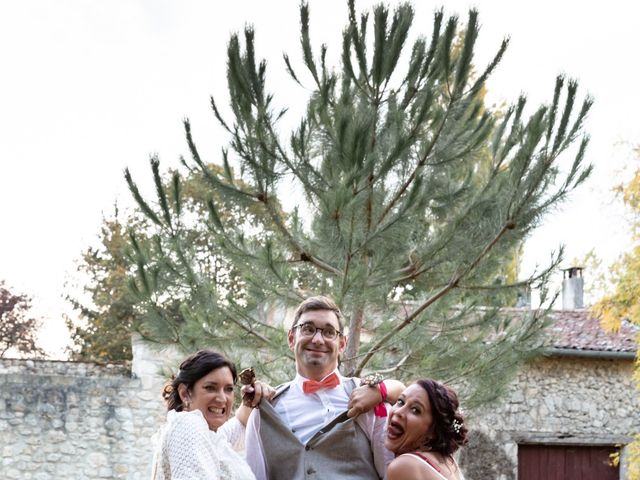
[546,309,638,354]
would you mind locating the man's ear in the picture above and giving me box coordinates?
[338,333,347,353]
[287,329,296,350]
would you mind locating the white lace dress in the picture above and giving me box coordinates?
[151,409,256,480]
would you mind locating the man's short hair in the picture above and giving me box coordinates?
[292,296,345,331]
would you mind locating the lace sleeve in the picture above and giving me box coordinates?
[218,416,246,451]
[165,412,221,480]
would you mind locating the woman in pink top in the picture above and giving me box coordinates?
[385,379,468,480]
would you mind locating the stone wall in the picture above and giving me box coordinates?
[1,342,637,479]
[0,345,168,479]
[459,356,639,479]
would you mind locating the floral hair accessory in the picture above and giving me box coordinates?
[452,419,462,434]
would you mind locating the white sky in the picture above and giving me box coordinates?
[1,1,638,358]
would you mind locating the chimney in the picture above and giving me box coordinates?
[562,267,584,310]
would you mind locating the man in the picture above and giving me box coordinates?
[245,296,400,479]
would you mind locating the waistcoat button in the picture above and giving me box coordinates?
[307,467,316,474]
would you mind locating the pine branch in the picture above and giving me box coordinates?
[124,168,163,227]
[452,9,478,99]
[355,220,515,376]
[375,95,452,226]
[151,156,173,230]
[260,196,341,275]
[300,2,320,87]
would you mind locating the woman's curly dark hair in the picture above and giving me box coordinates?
[416,379,468,456]
[162,350,237,412]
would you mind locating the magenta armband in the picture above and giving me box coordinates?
[374,381,387,417]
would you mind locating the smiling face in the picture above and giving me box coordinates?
[385,383,434,455]
[178,366,235,432]
[288,309,347,381]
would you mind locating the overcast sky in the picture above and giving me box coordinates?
[1,1,638,358]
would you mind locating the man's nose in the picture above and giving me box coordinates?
[310,329,325,342]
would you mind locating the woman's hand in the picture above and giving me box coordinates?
[236,381,276,426]
[241,381,276,408]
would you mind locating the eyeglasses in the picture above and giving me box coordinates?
[293,322,343,340]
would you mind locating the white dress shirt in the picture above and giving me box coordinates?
[245,370,392,480]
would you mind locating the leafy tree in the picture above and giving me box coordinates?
[592,152,640,370]
[126,2,591,404]
[0,281,45,358]
[594,156,640,339]
[66,206,139,361]
[67,164,247,362]
[592,148,640,478]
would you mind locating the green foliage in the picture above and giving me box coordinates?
[0,281,44,358]
[126,2,592,404]
[67,165,248,363]
[591,148,640,477]
[592,147,640,480]
[66,207,139,361]
[593,156,640,348]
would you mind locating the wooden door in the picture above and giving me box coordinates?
[518,444,619,480]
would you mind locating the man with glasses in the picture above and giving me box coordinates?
[245,296,402,479]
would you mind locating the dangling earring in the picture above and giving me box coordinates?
[184,400,191,411]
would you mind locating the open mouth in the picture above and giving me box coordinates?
[386,420,405,440]
[207,406,226,415]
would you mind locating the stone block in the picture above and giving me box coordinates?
[46,453,62,462]
[5,468,21,479]
[87,451,108,467]
[98,467,113,478]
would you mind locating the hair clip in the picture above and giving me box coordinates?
[452,419,462,434]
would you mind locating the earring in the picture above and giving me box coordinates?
[184,400,191,411]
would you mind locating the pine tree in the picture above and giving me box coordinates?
[126,2,592,404]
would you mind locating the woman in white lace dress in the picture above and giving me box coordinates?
[151,350,273,480]
[384,379,468,480]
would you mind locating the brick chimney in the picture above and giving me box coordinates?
[562,267,584,310]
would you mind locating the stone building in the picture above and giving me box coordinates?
[460,269,639,479]
[0,268,637,479]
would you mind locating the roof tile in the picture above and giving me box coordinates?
[546,309,638,353]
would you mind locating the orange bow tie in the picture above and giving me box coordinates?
[302,372,340,394]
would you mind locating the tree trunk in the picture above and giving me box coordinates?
[343,304,365,376]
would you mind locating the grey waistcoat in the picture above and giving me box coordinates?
[258,379,382,480]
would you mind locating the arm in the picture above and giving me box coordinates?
[347,378,405,418]
[382,379,405,403]
[370,412,395,478]
[245,408,268,480]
